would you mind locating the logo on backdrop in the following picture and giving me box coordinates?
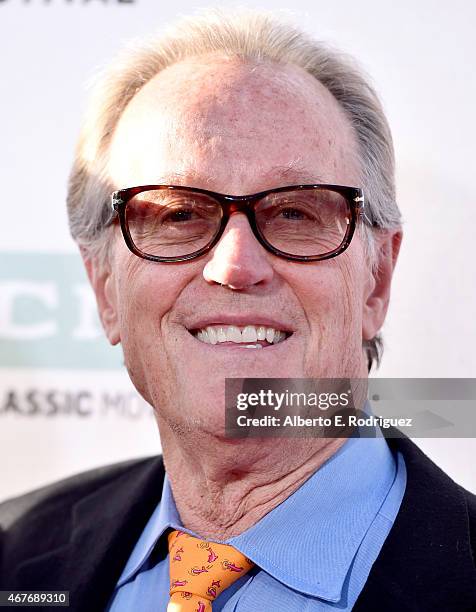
[0,252,122,369]
[0,387,154,419]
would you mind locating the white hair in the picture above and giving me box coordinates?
[66,8,401,369]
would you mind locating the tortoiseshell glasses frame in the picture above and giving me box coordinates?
[110,184,366,263]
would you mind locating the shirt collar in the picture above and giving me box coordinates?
[117,433,396,603]
[228,433,396,601]
[116,470,183,587]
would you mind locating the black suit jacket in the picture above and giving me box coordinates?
[1,436,475,611]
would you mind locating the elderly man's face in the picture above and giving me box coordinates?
[91,56,393,435]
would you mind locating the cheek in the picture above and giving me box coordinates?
[337,241,367,328]
[292,253,365,344]
[113,252,188,345]
[339,258,364,342]
[112,252,197,403]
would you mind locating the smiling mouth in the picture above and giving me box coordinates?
[188,324,293,349]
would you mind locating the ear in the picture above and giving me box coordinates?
[362,229,402,341]
[81,247,121,346]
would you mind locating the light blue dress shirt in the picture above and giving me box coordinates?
[107,433,406,611]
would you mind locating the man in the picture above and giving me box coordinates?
[1,9,475,612]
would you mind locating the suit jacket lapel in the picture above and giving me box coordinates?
[16,456,165,612]
[354,434,476,611]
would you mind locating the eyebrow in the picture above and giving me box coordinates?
[152,164,325,191]
[260,164,325,185]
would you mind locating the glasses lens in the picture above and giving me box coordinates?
[125,189,222,258]
[255,188,351,257]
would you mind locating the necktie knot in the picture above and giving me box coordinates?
[167,530,254,611]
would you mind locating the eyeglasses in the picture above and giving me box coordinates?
[110,184,365,263]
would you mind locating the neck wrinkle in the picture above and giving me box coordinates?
[159,428,346,540]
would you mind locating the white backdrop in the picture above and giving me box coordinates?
[0,0,475,501]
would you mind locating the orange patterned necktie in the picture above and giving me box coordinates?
[167,530,254,611]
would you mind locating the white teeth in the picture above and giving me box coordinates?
[193,324,289,346]
[226,326,242,342]
[217,326,227,342]
[242,325,258,342]
[206,326,218,345]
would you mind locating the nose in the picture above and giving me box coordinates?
[202,213,274,290]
